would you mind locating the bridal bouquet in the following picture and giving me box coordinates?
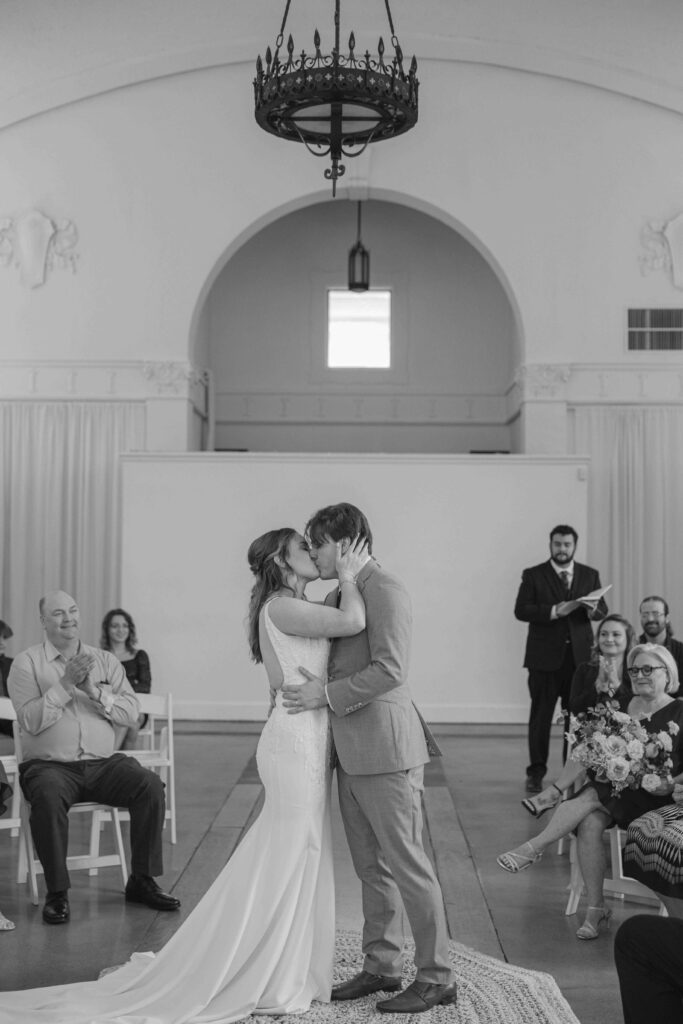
[567,700,679,796]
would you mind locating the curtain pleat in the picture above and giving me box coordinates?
[0,402,146,651]
[573,405,683,624]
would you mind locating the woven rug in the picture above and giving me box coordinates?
[250,930,580,1024]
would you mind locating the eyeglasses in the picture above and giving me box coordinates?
[627,665,667,679]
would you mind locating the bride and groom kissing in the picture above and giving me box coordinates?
[0,500,457,1024]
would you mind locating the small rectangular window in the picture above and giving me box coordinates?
[628,309,683,350]
[327,289,391,368]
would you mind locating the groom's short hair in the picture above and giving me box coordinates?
[306,502,373,554]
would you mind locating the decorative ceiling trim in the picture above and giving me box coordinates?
[4,36,683,131]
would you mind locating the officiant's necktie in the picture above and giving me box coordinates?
[560,570,571,596]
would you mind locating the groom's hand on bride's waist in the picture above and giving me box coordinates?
[281,670,328,714]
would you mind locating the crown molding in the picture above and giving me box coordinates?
[0,360,207,400]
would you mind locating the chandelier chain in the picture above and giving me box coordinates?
[275,0,292,50]
[383,0,398,46]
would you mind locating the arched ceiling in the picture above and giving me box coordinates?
[3,0,683,129]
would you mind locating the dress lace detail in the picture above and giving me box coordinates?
[262,599,331,790]
[0,602,335,1024]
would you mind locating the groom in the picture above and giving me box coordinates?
[281,502,456,1014]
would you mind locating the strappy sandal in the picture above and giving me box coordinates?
[521,783,563,819]
[576,906,611,940]
[0,912,15,931]
[496,841,543,873]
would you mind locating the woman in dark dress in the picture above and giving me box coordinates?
[522,614,635,818]
[499,643,683,940]
[101,608,151,750]
[623,776,683,918]
[0,619,15,929]
[0,620,15,738]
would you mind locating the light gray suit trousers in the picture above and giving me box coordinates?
[326,560,452,983]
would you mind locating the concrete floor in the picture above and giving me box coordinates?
[0,723,652,1023]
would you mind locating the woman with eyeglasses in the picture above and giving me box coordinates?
[498,643,683,940]
[522,614,635,819]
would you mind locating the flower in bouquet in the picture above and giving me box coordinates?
[605,757,630,784]
[657,731,673,752]
[642,773,663,794]
[567,699,675,796]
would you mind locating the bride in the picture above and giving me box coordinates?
[0,527,368,1024]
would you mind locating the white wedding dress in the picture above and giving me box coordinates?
[0,603,334,1024]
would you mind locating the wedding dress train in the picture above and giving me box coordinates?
[0,603,334,1024]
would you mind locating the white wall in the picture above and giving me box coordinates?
[1,55,681,434]
[0,45,680,370]
[207,200,517,453]
[120,453,589,722]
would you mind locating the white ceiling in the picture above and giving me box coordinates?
[2,1,683,129]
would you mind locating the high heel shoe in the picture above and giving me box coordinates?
[497,841,543,873]
[521,783,562,819]
[576,906,611,940]
[0,912,15,932]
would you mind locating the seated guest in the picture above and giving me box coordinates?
[101,608,151,750]
[522,614,634,818]
[622,781,683,918]
[0,760,14,931]
[619,599,683,918]
[0,620,14,737]
[614,915,683,1024]
[7,590,180,925]
[498,644,683,941]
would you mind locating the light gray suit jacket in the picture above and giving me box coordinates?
[326,559,439,775]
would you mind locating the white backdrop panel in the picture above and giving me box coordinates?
[120,454,589,722]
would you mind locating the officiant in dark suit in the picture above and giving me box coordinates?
[514,525,608,793]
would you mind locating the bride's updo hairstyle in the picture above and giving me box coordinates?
[247,527,297,663]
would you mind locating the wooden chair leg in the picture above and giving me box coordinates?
[17,801,40,905]
[88,809,102,876]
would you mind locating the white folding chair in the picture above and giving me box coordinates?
[0,697,21,838]
[565,825,667,916]
[117,693,176,844]
[13,722,128,905]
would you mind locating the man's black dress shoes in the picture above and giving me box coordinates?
[525,774,544,794]
[331,970,402,1001]
[43,891,70,925]
[125,875,181,911]
[376,979,458,1014]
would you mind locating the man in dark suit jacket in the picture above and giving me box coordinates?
[514,525,607,792]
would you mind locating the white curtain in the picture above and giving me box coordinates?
[573,405,683,627]
[0,402,146,651]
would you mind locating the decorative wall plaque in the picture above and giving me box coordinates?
[0,209,79,288]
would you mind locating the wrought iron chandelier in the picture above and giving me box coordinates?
[254,1,419,196]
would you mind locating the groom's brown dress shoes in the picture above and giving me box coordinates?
[376,979,458,1013]
[331,970,403,1001]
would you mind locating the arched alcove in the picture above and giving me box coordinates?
[191,196,522,453]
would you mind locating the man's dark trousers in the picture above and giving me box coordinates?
[615,915,683,1024]
[527,641,574,778]
[19,753,165,893]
